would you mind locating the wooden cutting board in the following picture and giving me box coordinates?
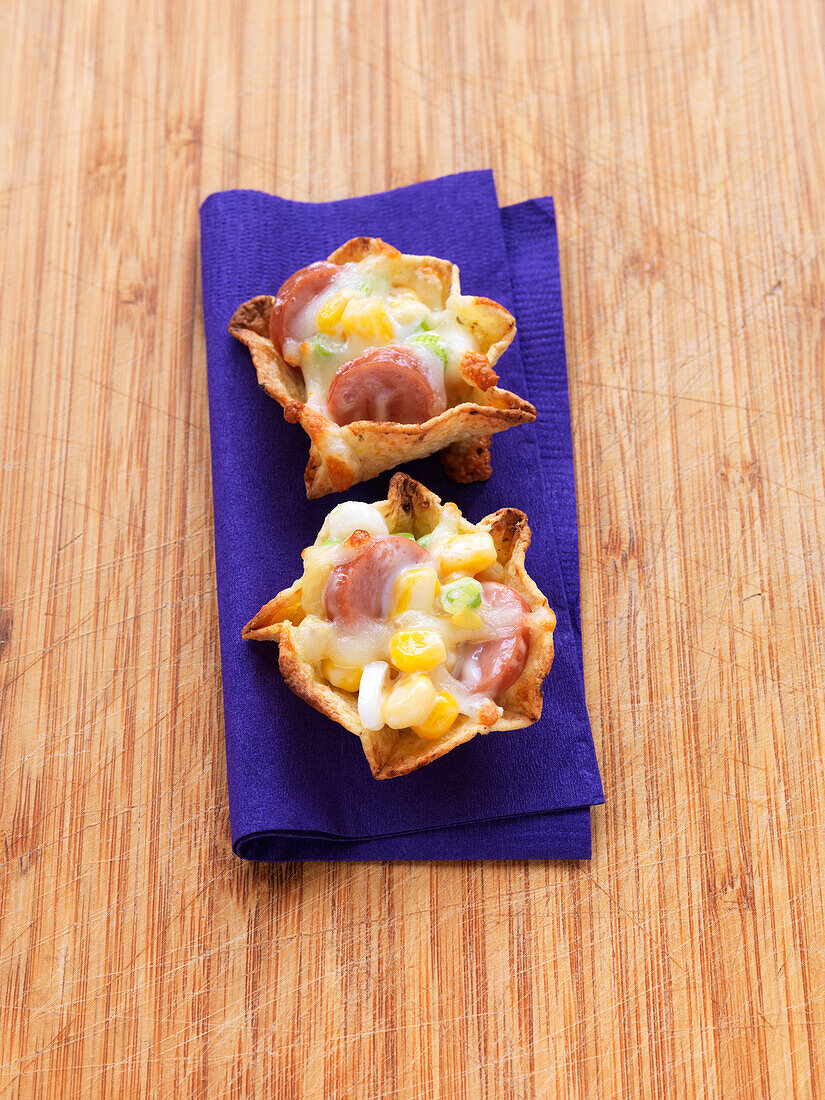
[1,1,823,1095]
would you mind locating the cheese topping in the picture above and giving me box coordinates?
[278,255,478,421]
[292,501,533,741]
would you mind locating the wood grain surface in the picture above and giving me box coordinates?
[1,0,824,1095]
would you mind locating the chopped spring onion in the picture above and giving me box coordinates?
[409,331,448,367]
[440,577,483,615]
[312,334,341,361]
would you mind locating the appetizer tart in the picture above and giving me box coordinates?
[242,474,556,779]
[229,237,536,499]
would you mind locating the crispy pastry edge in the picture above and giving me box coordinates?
[228,237,536,499]
[241,473,556,779]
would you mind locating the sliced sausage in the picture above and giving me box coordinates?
[269,261,339,361]
[324,535,427,622]
[457,582,529,698]
[326,346,447,426]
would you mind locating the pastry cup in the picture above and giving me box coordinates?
[229,237,536,499]
[242,474,556,779]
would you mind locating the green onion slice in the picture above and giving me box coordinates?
[440,577,483,614]
[408,331,448,368]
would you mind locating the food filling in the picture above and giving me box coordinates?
[291,499,532,741]
[268,253,482,425]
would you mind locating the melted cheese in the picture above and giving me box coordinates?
[300,537,372,616]
[418,503,462,556]
[281,254,479,419]
[295,515,528,739]
[431,667,500,724]
[322,501,389,541]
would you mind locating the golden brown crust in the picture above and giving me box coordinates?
[228,239,536,498]
[242,474,556,779]
[241,579,303,641]
[327,237,401,265]
[459,351,499,391]
[439,438,493,483]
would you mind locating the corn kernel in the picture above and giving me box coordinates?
[413,691,459,740]
[342,297,395,341]
[316,291,353,335]
[450,608,483,630]
[390,565,440,615]
[389,629,447,673]
[321,659,362,693]
[382,673,437,729]
[439,533,497,576]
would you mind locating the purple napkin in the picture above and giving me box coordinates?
[200,170,603,860]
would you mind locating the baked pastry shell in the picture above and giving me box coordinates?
[242,474,556,779]
[229,237,536,499]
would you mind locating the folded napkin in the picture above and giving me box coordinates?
[200,170,603,860]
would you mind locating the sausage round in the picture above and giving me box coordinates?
[457,582,529,697]
[324,536,428,622]
[326,346,447,426]
[269,262,339,361]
